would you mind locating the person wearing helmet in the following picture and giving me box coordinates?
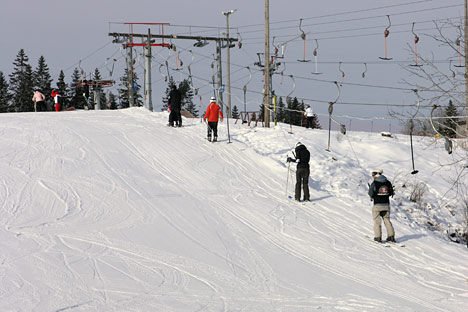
[287,142,311,201]
[203,97,223,142]
[368,169,395,243]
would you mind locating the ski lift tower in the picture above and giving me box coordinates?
[77,80,114,110]
[109,24,237,113]
[123,23,172,111]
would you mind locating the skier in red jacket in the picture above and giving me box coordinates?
[203,97,223,142]
[51,89,61,112]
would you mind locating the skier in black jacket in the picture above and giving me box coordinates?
[368,169,395,242]
[287,142,311,201]
[168,85,182,127]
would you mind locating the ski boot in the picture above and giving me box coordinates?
[386,236,396,243]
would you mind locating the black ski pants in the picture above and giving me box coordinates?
[306,116,314,129]
[169,109,181,127]
[295,167,310,201]
[207,121,218,140]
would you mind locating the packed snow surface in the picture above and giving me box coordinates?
[1,108,467,311]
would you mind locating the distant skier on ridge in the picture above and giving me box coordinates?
[287,142,310,201]
[32,90,45,112]
[304,104,314,129]
[368,169,396,243]
[51,89,62,112]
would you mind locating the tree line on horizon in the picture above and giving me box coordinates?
[0,49,322,129]
[0,49,146,113]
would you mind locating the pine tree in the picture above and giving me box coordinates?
[69,68,87,109]
[179,79,197,117]
[276,96,286,123]
[258,95,266,121]
[442,100,459,138]
[162,78,197,116]
[91,68,108,110]
[108,92,118,110]
[161,76,177,111]
[312,113,322,129]
[232,105,239,119]
[183,96,198,117]
[299,100,306,127]
[56,70,69,110]
[286,97,301,126]
[117,68,142,108]
[33,55,52,104]
[9,49,34,112]
[0,71,10,113]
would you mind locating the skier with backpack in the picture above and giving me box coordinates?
[368,169,396,243]
[203,97,223,142]
[287,142,311,201]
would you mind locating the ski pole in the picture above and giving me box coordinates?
[286,161,291,196]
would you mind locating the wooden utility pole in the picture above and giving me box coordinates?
[465,0,468,132]
[264,0,270,127]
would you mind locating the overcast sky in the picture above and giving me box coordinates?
[1,0,465,132]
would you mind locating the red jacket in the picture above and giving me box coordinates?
[204,102,223,122]
[51,90,60,103]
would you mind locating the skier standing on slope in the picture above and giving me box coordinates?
[168,85,182,127]
[287,142,310,201]
[203,97,223,142]
[368,169,396,243]
[32,90,45,112]
[304,104,314,129]
[51,89,62,112]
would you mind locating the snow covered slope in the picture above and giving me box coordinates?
[1,108,467,311]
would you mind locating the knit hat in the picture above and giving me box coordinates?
[371,169,383,177]
[296,142,303,148]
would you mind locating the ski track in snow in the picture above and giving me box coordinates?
[0,108,467,311]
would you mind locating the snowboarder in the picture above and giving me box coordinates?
[168,85,182,127]
[304,104,314,129]
[287,142,310,201]
[203,97,223,142]
[32,90,45,112]
[368,169,396,243]
[51,89,62,112]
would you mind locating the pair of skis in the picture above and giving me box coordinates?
[366,235,405,247]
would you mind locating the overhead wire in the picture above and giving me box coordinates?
[144,43,464,114]
[244,24,460,45]
[242,16,461,41]
[239,3,462,35]
[139,50,464,125]
[101,3,465,123]
[237,0,444,29]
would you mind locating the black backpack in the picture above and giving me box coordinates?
[375,181,394,197]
